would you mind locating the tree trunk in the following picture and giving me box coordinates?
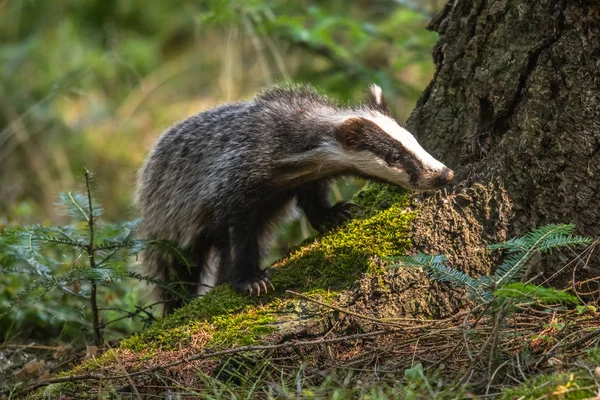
[406,0,600,282]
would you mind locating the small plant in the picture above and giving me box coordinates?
[0,170,186,345]
[389,224,591,304]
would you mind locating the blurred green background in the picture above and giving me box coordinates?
[0,0,443,343]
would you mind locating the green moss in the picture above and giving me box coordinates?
[352,182,409,217]
[121,286,249,351]
[152,285,251,332]
[41,383,74,400]
[59,349,117,375]
[208,308,275,348]
[272,188,413,292]
[38,381,93,400]
[499,372,597,400]
[121,288,278,351]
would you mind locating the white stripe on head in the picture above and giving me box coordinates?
[361,112,446,174]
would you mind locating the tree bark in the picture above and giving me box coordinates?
[406,0,600,281]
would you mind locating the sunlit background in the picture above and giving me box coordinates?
[0,0,443,342]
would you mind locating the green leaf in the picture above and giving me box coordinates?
[576,305,597,314]
[404,363,424,380]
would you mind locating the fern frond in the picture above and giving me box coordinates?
[389,253,485,300]
[522,224,576,246]
[536,234,592,253]
[494,252,529,285]
[388,252,448,268]
[487,237,528,253]
[494,224,587,288]
[427,262,477,287]
[472,275,495,301]
[494,283,579,305]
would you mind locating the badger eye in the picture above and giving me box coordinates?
[384,152,395,165]
[386,152,403,165]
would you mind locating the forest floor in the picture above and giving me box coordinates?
[3,184,600,399]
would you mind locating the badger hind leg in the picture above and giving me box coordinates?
[145,241,208,314]
[296,180,358,233]
[197,246,220,296]
[143,246,186,315]
[220,220,274,296]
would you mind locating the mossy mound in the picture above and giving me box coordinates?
[120,182,414,353]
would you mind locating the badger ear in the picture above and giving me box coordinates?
[366,84,390,112]
[335,117,364,148]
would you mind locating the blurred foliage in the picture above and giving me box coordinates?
[0,171,175,343]
[0,0,442,342]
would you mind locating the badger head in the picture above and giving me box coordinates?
[334,84,453,191]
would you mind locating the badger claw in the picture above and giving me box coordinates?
[260,279,268,294]
[235,275,275,296]
[253,282,261,296]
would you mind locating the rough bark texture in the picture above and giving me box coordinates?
[407,0,600,279]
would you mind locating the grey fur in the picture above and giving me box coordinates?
[136,84,452,312]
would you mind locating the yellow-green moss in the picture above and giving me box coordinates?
[272,185,413,291]
[352,182,409,216]
[208,308,275,348]
[31,352,121,399]
[120,286,249,351]
[59,349,117,375]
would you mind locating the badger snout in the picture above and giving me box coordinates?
[435,167,454,186]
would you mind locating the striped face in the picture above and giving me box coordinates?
[335,87,453,190]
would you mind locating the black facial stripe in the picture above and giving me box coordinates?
[346,118,425,183]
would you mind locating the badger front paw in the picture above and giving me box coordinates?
[313,201,361,233]
[234,274,275,296]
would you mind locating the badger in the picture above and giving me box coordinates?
[137,84,453,313]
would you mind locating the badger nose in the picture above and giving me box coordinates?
[436,168,454,186]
